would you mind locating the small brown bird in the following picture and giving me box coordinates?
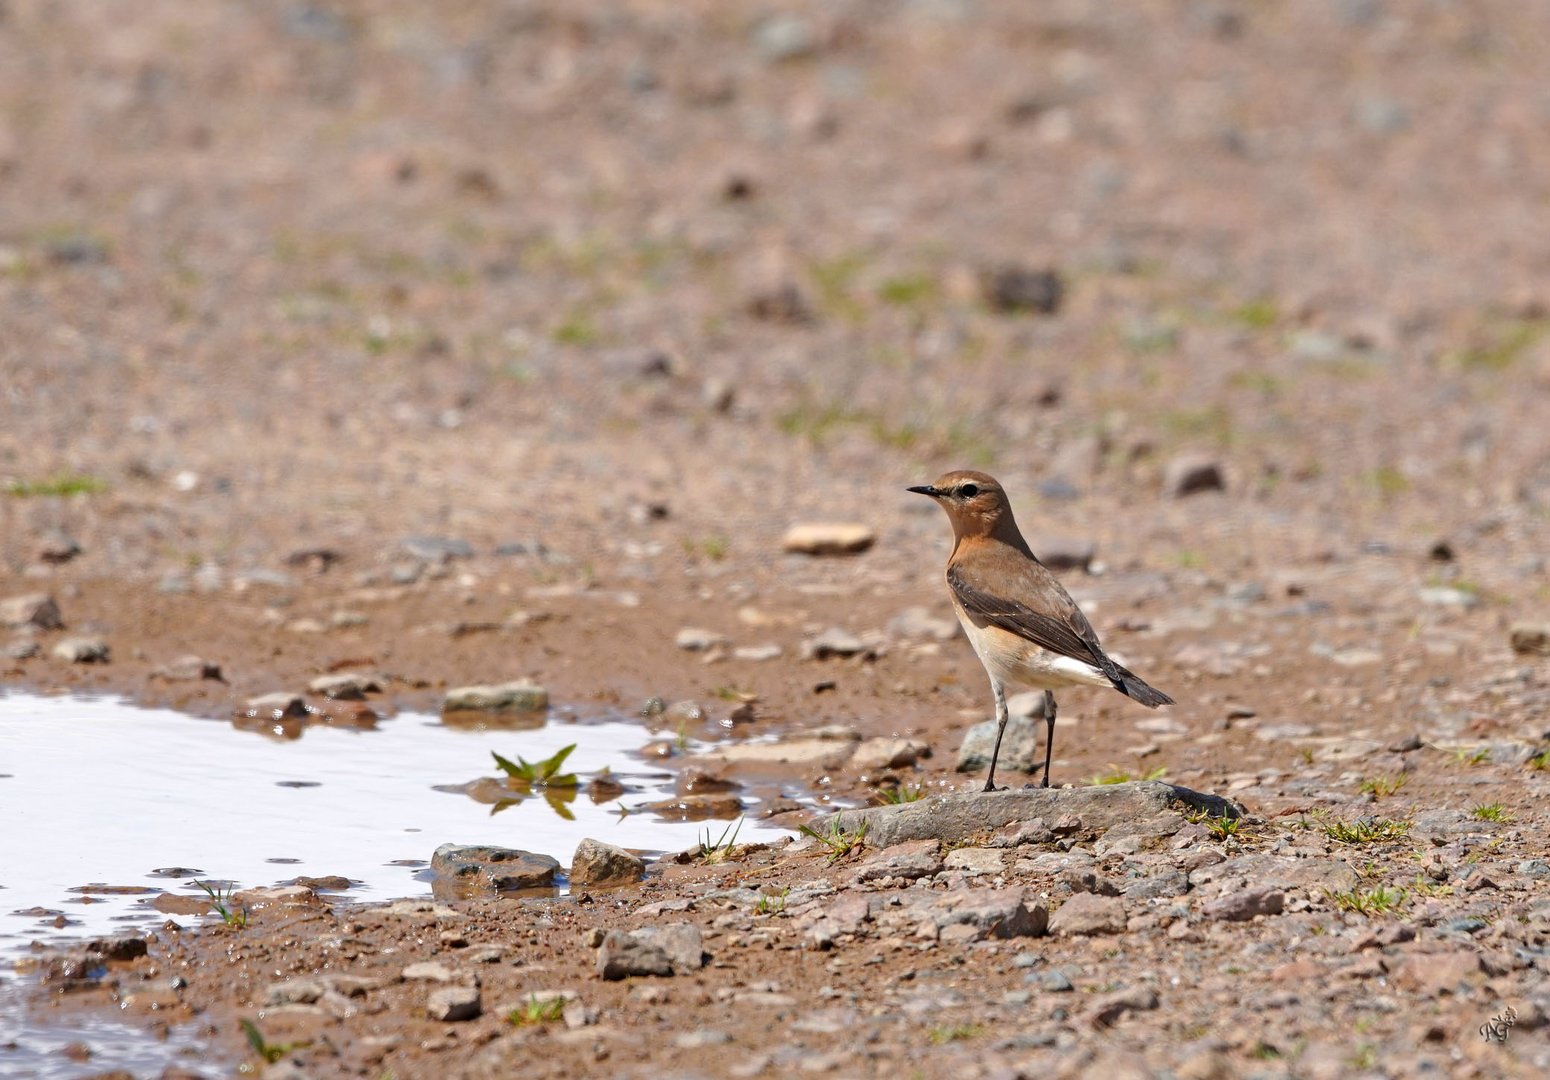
[909,470,1173,791]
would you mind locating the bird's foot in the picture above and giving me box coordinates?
[982,782,1007,793]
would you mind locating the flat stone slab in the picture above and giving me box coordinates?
[811,782,1241,849]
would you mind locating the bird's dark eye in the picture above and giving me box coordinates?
[959,484,979,498]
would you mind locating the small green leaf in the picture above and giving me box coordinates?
[491,750,528,781]
[241,1019,267,1057]
[538,743,576,780]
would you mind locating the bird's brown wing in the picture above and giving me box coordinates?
[946,558,1124,685]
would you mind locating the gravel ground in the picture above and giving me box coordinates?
[4,1,1550,1077]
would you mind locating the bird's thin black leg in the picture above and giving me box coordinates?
[1041,691,1058,788]
[984,682,1009,792]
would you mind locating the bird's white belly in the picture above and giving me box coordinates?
[957,612,1110,691]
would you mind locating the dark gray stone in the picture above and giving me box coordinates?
[597,931,672,979]
[1203,886,1284,921]
[431,844,560,898]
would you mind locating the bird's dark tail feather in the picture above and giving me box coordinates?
[1112,665,1174,708]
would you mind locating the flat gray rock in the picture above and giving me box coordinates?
[1048,892,1126,937]
[442,680,549,714]
[1190,853,1357,894]
[813,782,1240,849]
[597,923,704,979]
[430,844,560,898]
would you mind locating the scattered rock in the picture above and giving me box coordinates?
[1395,950,1484,997]
[850,737,928,772]
[442,680,549,714]
[782,523,876,556]
[5,638,40,660]
[943,847,1005,876]
[570,839,646,887]
[52,637,109,664]
[698,737,858,771]
[37,528,81,564]
[85,935,148,961]
[801,628,877,660]
[752,13,817,62]
[981,265,1063,314]
[956,715,1046,773]
[1203,887,1284,921]
[675,627,728,652]
[674,768,741,797]
[1509,623,1550,656]
[732,644,782,662]
[1087,986,1159,1029]
[1190,853,1357,894]
[916,888,1047,941]
[1418,586,1480,610]
[597,923,704,979]
[1038,538,1097,573]
[401,536,475,563]
[746,282,813,324]
[1048,892,1127,936]
[2,592,63,630]
[851,839,943,883]
[308,672,381,699]
[815,783,1239,848]
[425,985,481,1022]
[430,844,560,898]
[402,962,457,983]
[242,693,307,720]
[1162,455,1226,498]
[152,655,223,682]
[267,978,327,1005]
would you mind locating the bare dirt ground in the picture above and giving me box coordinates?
[4,1,1550,1077]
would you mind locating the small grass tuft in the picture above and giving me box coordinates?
[1471,803,1511,822]
[1528,749,1550,772]
[1089,764,1167,786]
[507,994,567,1026]
[1322,817,1411,845]
[927,1023,981,1044]
[875,784,926,805]
[1325,885,1408,916]
[1452,746,1490,767]
[755,887,790,915]
[1359,773,1409,799]
[193,880,248,929]
[1230,298,1280,330]
[4,473,107,498]
[1185,808,1243,841]
[797,818,870,865]
[696,817,744,864]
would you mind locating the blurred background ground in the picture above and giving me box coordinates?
[5,3,1550,1077]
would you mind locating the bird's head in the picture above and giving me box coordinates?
[907,470,1013,539]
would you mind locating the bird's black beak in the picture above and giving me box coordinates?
[906,485,940,497]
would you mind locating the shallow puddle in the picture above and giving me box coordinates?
[0,690,786,1078]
